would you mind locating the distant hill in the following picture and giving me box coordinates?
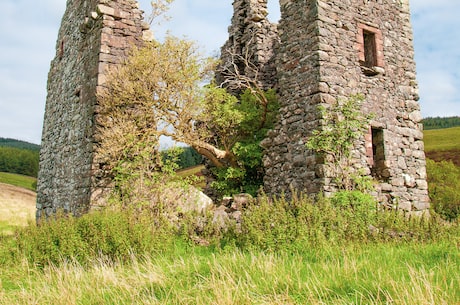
[424,126,460,166]
[0,138,40,151]
[0,182,36,234]
[0,138,40,178]
[422,116,460,130]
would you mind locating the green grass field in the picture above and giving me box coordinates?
[1,242,458,305]
[424,126,460,152]
[0,172,36,191]
[424,126,460,166]
[0,127,458,304]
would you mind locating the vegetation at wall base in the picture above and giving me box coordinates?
[0,193,458,304]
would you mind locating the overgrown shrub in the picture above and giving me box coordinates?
[232,191,456,251]
[13,208,176,267]
[427,159,460,221]
[6,189,459,267]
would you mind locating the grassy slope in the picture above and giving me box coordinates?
[0,183,35,234]
[0,172,36,191]
[424,126,460,152]
[424,126,460,166]
[0,173,36,234]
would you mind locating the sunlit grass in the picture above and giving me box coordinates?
[177,165,206,188]
[1,242,458,305]
[424,126,460,152]
[0,172,36,191]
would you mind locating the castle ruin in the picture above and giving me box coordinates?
[37,0,429,220]
[220,0,429,213]
[36,0,151,219]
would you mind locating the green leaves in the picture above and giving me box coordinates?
[427,159,460,221]
[306,94,373,190]
[207,88,279,197]
[307,94,369,160]
[98,33,280,200]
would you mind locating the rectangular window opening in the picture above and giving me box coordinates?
[371,128,386,179]
[363,30,377,68]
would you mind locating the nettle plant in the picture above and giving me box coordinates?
[306,94,374,191]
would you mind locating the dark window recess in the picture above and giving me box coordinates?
[363,30,377,67]
[59,40,65,59]
[371,128,387,179]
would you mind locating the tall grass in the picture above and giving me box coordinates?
[1,242,458,304]
[1,192,459,304]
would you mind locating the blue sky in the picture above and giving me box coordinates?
[0,0,458,144]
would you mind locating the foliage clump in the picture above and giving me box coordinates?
[0,147,39,177]
[4,192,457,269]
[97,36,279,201]
[306,94,373,190]
[12,208,176,267]
[427,159,460,221]
[209,89,279,196]
[233,191,454,252]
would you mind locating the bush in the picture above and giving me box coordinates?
[232,191,455,252]
[5,189,458,267]
[13,208,176,267]
[427,159,460,221]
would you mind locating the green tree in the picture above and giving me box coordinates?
[97,36,278,199]
[422,116,460,130]
[0,147,39,177]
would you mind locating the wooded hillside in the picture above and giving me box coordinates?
[422,116,460,130]
[0,138,40,177]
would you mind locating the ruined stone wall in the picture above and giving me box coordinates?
[37,0,148,220]
[39,0,429,218]
[217,0,279,91]
[263,0,429,213]
[261,0,323,195]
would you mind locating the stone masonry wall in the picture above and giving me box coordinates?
[37,0,148,220]
[261,0,323,195]
[217,0,279,91]
[39,0,429,218]
[262,0,429,213]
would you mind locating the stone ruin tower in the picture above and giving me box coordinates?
[221,0,429,213]
[36,0,151,220]
[217,0,279,91]
[38,0,429,219]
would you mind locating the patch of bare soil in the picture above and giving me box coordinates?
[0,183,36,231]
[426,149,460,167]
